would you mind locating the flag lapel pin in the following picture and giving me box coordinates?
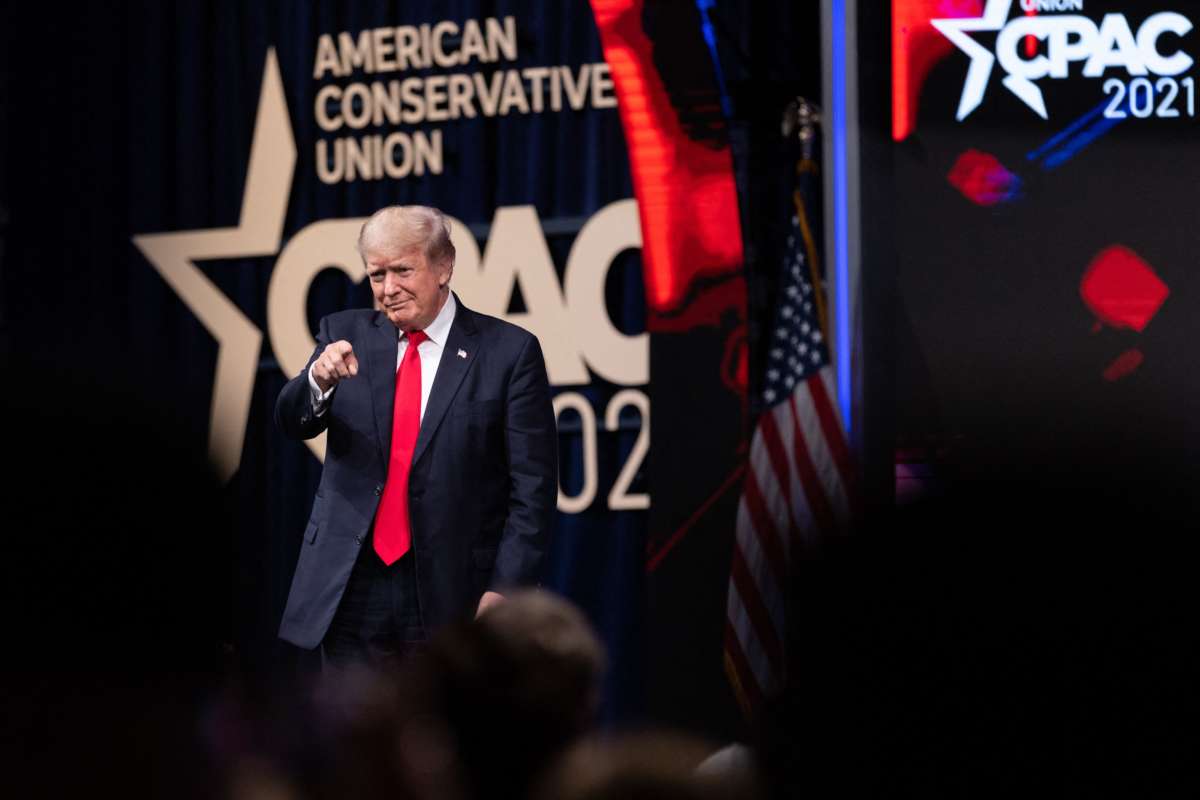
[457,348,468,359]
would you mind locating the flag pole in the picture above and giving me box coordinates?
[786,97,830,341]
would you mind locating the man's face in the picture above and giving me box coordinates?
[365,246,451,332]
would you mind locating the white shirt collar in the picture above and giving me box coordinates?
[406,290,456,347]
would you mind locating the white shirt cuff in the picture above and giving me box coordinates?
[308,365,335,415]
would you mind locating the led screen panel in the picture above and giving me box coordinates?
[891,0,1200,476]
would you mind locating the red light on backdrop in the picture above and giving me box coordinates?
[1080,245,1169,333]
[946,149,1020,205]
[1102,348,1145,382]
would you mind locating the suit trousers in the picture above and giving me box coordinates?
[321,542,427,669]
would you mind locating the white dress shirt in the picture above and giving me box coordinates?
[309,292,458,419]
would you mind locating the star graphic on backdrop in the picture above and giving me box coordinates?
[932,0,1049,120]
[133,49,296,482]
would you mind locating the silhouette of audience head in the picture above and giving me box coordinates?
[402,588,607,800]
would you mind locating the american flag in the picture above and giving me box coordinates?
[723,193,855,712]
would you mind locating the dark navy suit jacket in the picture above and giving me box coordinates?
[276,294,557,649]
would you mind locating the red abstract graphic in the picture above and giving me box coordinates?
[947,149,1020,205]
[590,0,746,331]
[1082,245,1169,383]
[1023,6,1038,58]
[1102,349,1145,383]
[1080,245,1169,333]
[892,0,984,141]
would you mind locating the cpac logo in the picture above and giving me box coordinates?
[933,0,1194,119]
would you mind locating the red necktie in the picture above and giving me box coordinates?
[374,329,428,565]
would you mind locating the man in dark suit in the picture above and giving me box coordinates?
[275,205,557,665]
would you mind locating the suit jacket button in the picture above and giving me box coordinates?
[374,484,383,496]
[354,535,362,545]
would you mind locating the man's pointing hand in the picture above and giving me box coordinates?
[312,340,359,393]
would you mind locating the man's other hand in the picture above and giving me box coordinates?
[476,590,505,618]
[312,340,359,392]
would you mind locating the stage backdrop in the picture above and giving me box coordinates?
[3,0,751,730]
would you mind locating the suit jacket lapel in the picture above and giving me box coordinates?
[367,311,400,467]
[413,295,479,467]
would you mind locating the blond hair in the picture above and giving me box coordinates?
[356,205,456,267]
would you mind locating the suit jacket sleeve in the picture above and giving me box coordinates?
[492,333,557,589]
[275,316,336,441]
